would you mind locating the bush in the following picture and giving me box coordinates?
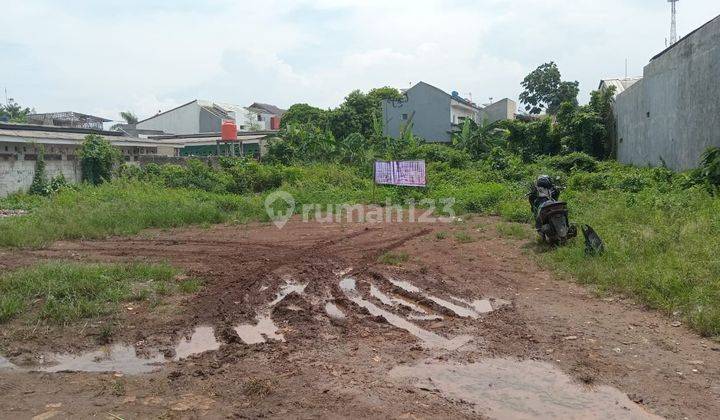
[222,159,285,194]
[409,144,470,169]
[78,134,121,185]
[545,152,599,173]
[29,146,48,195]
[567,172,608,191]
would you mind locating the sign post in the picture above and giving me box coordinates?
[373,160,427,187]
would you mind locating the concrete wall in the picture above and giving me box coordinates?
[382,82,452,142]
[615,15,720,171]
[137,102,201,135]
[481,98,517,124]
[0,142,81,197]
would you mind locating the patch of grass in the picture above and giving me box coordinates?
[378,251,409,265]
[0,261,186,323]
[178,278,202,294]
[435,231,448,240]
[496,222,531,239]
[0,180,266,249]
[542,188,720,337]
[244,378,274,398]
[454,231,476,243]
[499,199,532,223]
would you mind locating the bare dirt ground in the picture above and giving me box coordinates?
[1,216,719,419]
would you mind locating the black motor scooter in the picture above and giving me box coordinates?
[528,175,577,245]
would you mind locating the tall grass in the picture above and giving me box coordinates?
[2,158,720,336]
[543,187,720,336]
[0,261,189,323]
[0,180,266,248]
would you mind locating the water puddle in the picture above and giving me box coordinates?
[340,278,471,350]
[0,325,228,375]
[234,314,285,344]
[407,314,443,321]
[269,281,307,306]
[388,277,510,319]
[325,302,346,320]
[390,359,660,420]
[387,278,421,294]
[370,284,427,314]
[173,326,221,360]
[37,345,166,374]
[0,355,16,370]
[426,295,480,319]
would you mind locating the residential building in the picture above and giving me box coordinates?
[136,100,284,135]
[611,14,720,171]
[381,82,516,142]
[149,131,277,160]
[26,111,110,130]
[0,123,180,197]
[598,78,642,98]
[247,103,286,131]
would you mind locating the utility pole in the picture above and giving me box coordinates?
[669,0,679,45]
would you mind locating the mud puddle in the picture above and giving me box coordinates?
[234,314,285,344]
[1,325,228,375]
[340,278,471,350]
[390,358,660,419]
[269,281,307,306]
[387,277,509,318]
[325,302,346,320]
[173,326,221,360]
[370,284,428,314]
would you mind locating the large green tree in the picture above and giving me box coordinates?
[519,62,579,115]
[279,103,329,130]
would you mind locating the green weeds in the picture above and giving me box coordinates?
[0,261,194,323]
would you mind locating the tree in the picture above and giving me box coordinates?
[279,104,329,130]
[78,134,121,185]
[110,111,139,131]
[519,62,579,115]
[0,99,33,123]
[452,119,507,160]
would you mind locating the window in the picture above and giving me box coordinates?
[257,114,263,122]
[402,114,408,120]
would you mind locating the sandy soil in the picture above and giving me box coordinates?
[1,216,719,419]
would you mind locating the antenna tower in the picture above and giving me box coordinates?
[669,0,679,45]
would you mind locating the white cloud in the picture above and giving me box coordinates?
[1,0,719,122]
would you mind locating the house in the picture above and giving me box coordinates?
[26,112,111,130]
[610,14,720,171]
[247,103,286,131]
[0,123,181,197]
[598,78,642,98]
[381,82,516,142]
[136,100,284,135]
[149,131,278,160]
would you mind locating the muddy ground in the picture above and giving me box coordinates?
[1,216,719,419]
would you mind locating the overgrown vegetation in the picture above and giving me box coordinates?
[3,64,720,337]
[79,134,121,185]
[0,261,194,323]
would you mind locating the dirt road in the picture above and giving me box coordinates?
[1,216,719,419]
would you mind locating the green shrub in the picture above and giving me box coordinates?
[78,134,121,185]
[567,172,608,191]
[545,152,599,173]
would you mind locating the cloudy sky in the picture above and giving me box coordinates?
[1,0,719,125]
